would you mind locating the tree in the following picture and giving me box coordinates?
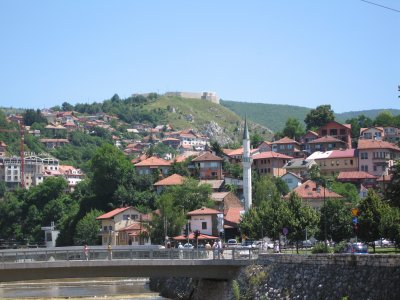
[380,207,400,248]
[330,181,359,204]
[151,193,186,244]
[358,190,389,252]
[210,141,224,157]
[374,111,394,127]
[304,105,335,130]
[61,102,74,112]
[385,161,400,207]
[286,192,319,253]
[250,133,263,148]
[282,117,305,140]
[22,109,47,126]
[318,199,353,243]
[252,175,280,207]
[74,209,104,245]
[89,144,136,211]
[164,178,212,212]
[345,115,373,139]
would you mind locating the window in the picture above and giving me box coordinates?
[202,222,207,230]
[340,129,346,135]
[287,144,293,149]
[373,165,377,171]
[350,160,353,165]
[322,130,327,136]
[330,129,337,136]
[361,152,368,160]
[361,165,369,172]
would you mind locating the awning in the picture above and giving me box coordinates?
[172,233,219,240]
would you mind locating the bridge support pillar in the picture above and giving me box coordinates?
[191,279,230,300]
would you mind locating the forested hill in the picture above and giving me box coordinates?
[221,99,400,133]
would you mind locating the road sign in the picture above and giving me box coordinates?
[352,217,358,224]
[351,208,359,216]
[282,227,289,235]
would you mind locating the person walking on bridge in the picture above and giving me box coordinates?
[108,243,113,260]
[83,244,89,261]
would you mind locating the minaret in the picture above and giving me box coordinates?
[242,118,252,211]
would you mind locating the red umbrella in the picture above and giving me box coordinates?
[172,233,219,240]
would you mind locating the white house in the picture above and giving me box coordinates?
[280,172,303,191]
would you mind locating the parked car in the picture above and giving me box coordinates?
[226,239,238,248]
[301,240,313,248]
[374,239,391,247]
[342,242,368,254]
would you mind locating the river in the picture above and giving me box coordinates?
[0,277,167,299]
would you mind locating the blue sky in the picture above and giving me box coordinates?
[0,0,399,113]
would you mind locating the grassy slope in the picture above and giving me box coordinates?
[146,96,274,141]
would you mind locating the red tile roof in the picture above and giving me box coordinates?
[308,136,344,144]
[96,207,132,220]
[359,127,384,134]
[191,152,223,162]
[154,174,185,186]
[187,207,222,216]
[328,149,356,158]
[285,180,342,199]
[224,207,244,224]
[252,151,293,160]
[134,156,172,167]
[273,137,300,145]
[337,171,377,180]
[357,139,400,151]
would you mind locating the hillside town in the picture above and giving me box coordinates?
[1,104,400,249]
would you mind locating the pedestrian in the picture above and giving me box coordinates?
[205,241,212,258]
[83,244,89,261]
[274,242,280,254]
[107,243,112,260]
[178,242,184,259]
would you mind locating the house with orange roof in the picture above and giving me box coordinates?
[161,137,181,149]
[252,151,292,177]
[308,149,358,176]
[39,138,70,149]
[223,207,244,240]
[359,127,385,141]
[317,121,352,149]
[58,165,84,192]
[96,207,151,246]
[134,156,172,176]
[257,141,272,153]
[337,171,377,188]
[187,207,222,237]
[191,152,224,180]
[300,130,319,155]
[271,137,302,158]
[222,147,259,164]
[357,139,400,176]
[383,126,400,143]
[307,136,347,153]
[284,180,343,209]
[153,173,185,193]
[211,191,243,211]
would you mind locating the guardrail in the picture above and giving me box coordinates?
[0,246,259,263]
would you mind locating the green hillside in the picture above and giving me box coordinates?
[335,109,400,123]
[145,96,274,143]
[221,100,311,133]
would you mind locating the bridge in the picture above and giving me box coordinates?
[0,246,259,282]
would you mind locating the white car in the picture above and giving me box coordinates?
[374,239,391,247]
[226,239,238,248]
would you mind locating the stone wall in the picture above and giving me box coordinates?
[234,254,400,300]
[150,254,400,300]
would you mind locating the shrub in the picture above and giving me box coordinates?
[311,242,333,254]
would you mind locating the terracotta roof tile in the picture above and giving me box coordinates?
[308,136,344,144]
[252,151,293,160]
[96,207,132,220]
[187,207,222,216]
[191,152,223,162]
[284,180,342,199]
[134,156,172,167]
[273,137,299,144]
[224,207,244,224]
[337,171,377,180]
[154,174,185,186]
[358,139,400,151]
